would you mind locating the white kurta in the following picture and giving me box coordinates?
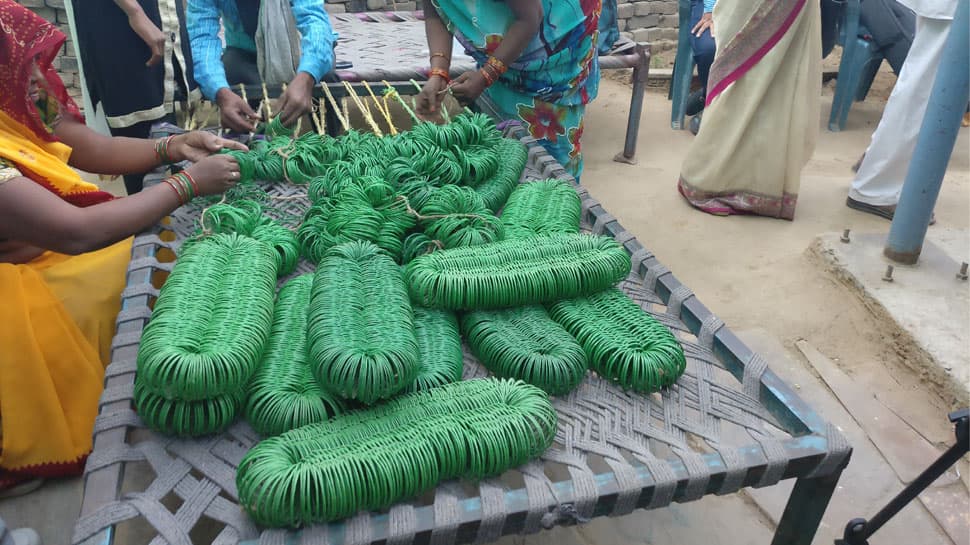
[849,0,958,206]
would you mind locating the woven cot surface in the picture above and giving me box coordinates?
[73,131,846,545]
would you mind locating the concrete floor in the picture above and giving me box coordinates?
[2,79,968,545]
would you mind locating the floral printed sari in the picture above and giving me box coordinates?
[430,0,601,179]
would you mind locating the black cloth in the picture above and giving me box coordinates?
[236,0,261,39]
[73,0,196,125]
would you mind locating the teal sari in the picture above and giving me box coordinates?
[430,0,601,179]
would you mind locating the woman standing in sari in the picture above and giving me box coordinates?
[677,0,822,219]
[415,0,601,180]
[0,1,245,493]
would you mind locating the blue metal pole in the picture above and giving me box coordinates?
[884,1,970,264]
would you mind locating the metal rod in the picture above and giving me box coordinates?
[884,2,969,264]
[841,413,969,544]
[614,44,650,164]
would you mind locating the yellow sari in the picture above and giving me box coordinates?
[0,111,130,488]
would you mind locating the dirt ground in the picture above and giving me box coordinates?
[581,69,969,442]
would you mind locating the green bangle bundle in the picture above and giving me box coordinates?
[400,232,441,264]
[135,233,277,435]
[408,306,464,393]
[475,137,528,213]
[250,219,300,277]
[246,275,346,437]
[265,115,295,139]
[186,200,299,277]
[462,306,588,396]
[405,233,632,310]
[501,179,581,239]
[236,378,557,527]
[419,185,504,249]
[134,382,244,437]
[298,179,416,263]
[307,241,420,404]
[548,287,687,393]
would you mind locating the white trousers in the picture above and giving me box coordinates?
[850,15,953,205]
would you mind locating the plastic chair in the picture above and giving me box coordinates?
[669,0,694,130]
[828,0,885,131]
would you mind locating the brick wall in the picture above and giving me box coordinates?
[617,0,680,46]
[16,0,83,103]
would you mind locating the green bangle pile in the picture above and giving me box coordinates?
[548,287,687,393]
[186,200,299,277]
[405,233,632,310]
[501,179,581,239]
[298,179,416,263]
[236,378,557,527]
[135,233,277,436]
[408,306,464,393]
[246,275,346,437]
[475,137,528,213]
[134,382,245,437]
[419,185,504,249]
[400,232,441,264]
[462,306,588,396]
[307,241,420,404]
[264,116,294,139]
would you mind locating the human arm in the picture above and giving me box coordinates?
[185,0,258,131]
[113,0,166,66]
[693,0,714,37]
[416,5,454,120]
[276,0,338,127]
[0,154,241,257]
[54,115,247,175]
[449,0,544,106]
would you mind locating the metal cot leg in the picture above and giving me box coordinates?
[770,469,844,545]
[614,43,650,165]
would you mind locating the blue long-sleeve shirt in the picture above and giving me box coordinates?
[186,0,336,100]
[705,0,715,13]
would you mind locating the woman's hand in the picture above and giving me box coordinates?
[416,75,449,122]
[127,11,167,67]
[169,132,249,163]
[692,12,713,37]
[183,154,241,197]
[450,70,489,107]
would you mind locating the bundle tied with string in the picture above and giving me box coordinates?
[187,200,300,277]
[246,275,346,437]
[408,306,464,392]
[307,241,420,404]
[501,179,582,239]
[135,233,278,436]
[418,185,504,249]
[400,232,442,264]
[548,287,687,393]
[463,306,588,396]
[405,233,632,310]
[475,137,528,213]
[298,178,415,263]
[236,378,557,527]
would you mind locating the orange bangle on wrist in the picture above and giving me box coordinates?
[479,67,495,86]
[485,56,508,76]
[429,67,451,83]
